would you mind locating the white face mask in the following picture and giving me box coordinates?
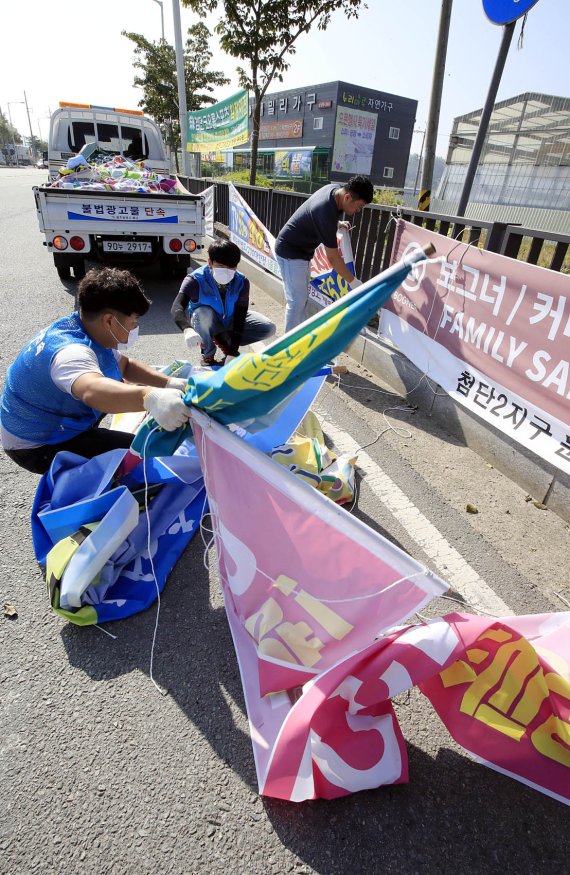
[110,315,139,351]
[212,267,236,285]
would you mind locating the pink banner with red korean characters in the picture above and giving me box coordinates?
[191,408,570,805]
[380,220,570,475]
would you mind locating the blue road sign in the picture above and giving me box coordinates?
[483,0,541,25]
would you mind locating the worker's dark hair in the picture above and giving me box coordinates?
[208,239,241,268]
[344,175,374,204]
[77,268,151,317]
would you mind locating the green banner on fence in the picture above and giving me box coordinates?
[187,90,249,153]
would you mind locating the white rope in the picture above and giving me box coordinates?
[197,419,216,571]
[94,623,117,640]
[141,425,169,697]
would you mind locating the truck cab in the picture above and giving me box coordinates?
[47,102,170,180]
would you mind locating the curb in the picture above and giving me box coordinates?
[234,247,570,525]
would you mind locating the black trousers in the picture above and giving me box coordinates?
[4,427,134,475]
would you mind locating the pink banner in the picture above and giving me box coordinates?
[191,410,447,695]
[381,221,570,474]
[191,408,570,804]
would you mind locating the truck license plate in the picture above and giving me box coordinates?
[102,241,152,253]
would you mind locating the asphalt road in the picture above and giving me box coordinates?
[1,168,569,875]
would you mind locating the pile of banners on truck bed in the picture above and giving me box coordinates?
[48,153,188,195]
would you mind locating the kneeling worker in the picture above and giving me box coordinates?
[171,239,275,365]
[0,268,191,475]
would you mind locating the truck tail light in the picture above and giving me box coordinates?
[168,238,182,253]
[184,239,197,252]
[70,236,85,251]
[53,236,68,251]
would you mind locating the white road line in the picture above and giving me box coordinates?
[315,406,512,616]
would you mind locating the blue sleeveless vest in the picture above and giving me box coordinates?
[186,265,245,327]
[1,312,121,445]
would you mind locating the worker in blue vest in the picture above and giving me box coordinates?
[0,268,191,474]
[171,239,275,365]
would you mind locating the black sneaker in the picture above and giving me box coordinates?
[202,354,225,367]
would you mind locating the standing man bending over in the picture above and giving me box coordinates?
[0,268,191,474]
[171,240,275,366]
[275,175,374,332]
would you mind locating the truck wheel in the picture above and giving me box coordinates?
[160,257,175,279]
[56,264,71,280]
[174,256,190,278]
[73,262,86,281]
[160,255,190,279]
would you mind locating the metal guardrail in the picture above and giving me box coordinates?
[181,177,570,279]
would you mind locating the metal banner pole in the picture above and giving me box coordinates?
[172,0,190,177]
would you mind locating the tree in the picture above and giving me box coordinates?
[0,110,22,148]
[183,0,366,184]
[123,23,229,170]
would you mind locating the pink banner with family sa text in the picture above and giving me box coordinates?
[380,220,570,475]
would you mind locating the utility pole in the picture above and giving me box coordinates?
[8,101,26,166]
[172,0,191,177]
[418,0,453,211]
[23,91,37,162]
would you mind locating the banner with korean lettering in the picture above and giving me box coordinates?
[227,184,356,306]
[380,220,570,476]
[228,182,281,278]
[187,90,249,153]
[192,407,570,804]
[309,227,356,307]
[332,106,377,176]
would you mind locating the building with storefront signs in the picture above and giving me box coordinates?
[437,92,570,211]
[226,80,417,191]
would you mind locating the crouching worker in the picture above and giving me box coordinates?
[170,239,276,366]
[0,267,192,475]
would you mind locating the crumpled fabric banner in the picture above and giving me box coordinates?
[192,408,570,806]
[269,411,356,504]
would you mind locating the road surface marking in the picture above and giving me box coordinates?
[315,407,512,617]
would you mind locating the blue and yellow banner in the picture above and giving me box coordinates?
[132,250,428,458]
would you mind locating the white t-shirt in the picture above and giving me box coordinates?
[1,345,123,450]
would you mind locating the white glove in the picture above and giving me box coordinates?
[167,376,188,392]
[350,277,363,289]
[184,327,201,351]
[143,388,192,431]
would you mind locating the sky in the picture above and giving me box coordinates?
[1,0,569,157]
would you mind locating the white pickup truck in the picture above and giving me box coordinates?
[34,102,205,280]
[34,185,205,280]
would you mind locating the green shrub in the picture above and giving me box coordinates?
[373,187,404,207]
[221,170,273,188]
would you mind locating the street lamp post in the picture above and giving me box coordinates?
[172,0,191,177]
[37,117,50,152]
[413,128,426,197]
[152,0,165,41]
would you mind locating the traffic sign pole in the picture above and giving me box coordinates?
[455,0,542,217]
[456,21,515,217]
